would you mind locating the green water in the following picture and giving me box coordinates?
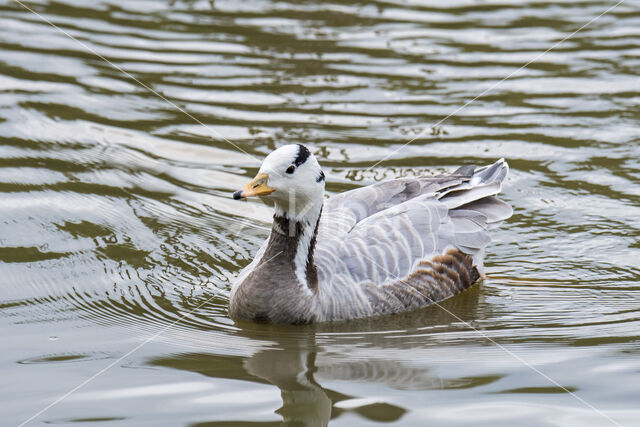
[1,0,639,426]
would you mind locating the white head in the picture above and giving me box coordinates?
[233,144,325,222]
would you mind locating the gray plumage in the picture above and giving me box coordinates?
[229,158,512,324]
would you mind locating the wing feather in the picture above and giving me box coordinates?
[315,159,510,292]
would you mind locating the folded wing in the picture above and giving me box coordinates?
[315,159,512,288]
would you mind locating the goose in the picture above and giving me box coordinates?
[230,144,511,324]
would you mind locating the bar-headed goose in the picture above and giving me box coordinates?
[230,144,511,324]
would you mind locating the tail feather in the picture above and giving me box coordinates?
[459,196,512,225]
[439,182,502,210]
[441,159,512,261]
[472,158,508,184]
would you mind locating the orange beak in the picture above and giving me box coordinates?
[233,173,275,200]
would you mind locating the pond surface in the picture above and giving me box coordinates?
[1,0,639,425]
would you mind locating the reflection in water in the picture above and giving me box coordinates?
[246,349,334,426]
[149,287,491,425]
[150,346,408,426]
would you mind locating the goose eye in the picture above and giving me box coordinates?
[286,165,296,174]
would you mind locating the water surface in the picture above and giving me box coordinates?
[1,0,639,426]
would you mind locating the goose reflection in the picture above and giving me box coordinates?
[245,347,333,426]
[149,345,407,426]
[148,284,493,425]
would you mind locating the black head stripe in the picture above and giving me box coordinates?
[316,170,325,183]
[293,144,311,167]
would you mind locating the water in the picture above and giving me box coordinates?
[1,0,639,425]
